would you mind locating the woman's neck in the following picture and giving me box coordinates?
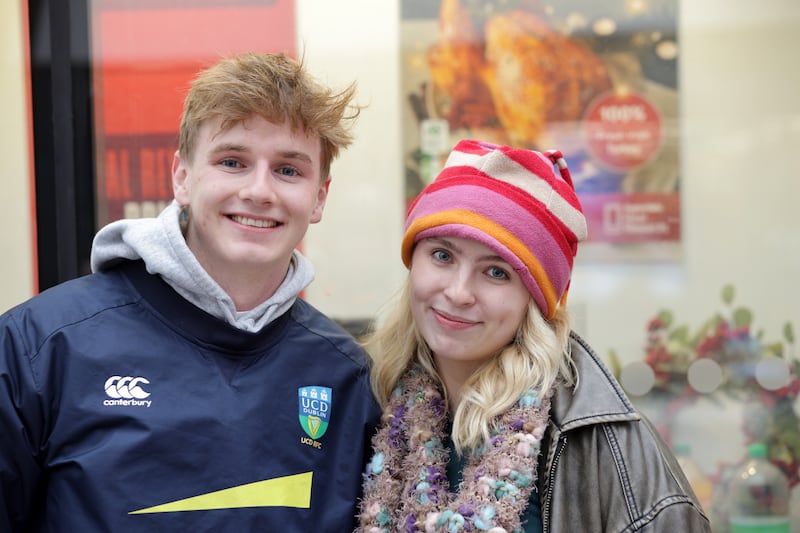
[433,356,484,412]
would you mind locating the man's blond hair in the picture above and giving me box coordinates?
[178,52,360,178]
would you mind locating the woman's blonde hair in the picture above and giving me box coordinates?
[364,278,575,454]
[178,51,360,178]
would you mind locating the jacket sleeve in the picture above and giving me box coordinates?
[631,415,711,532]
[638,499,711,532]
[542,420,712,532]
[542,335,712,532]
[0,312,45,532]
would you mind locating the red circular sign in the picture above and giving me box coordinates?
[583,91,662,171]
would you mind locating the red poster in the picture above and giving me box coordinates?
[91,0,296,226]
[401,0,680,259]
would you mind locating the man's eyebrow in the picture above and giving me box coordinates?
[278,150,313,164]
[209,142,248,155]
[207,144,313,164]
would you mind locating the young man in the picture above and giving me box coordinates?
[0,52,380,532]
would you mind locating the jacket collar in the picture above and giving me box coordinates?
[550,332,640,432]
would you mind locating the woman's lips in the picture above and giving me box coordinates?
[432,309,477,330]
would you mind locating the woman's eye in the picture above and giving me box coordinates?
[487,266,509,280]
[432,249,451,262]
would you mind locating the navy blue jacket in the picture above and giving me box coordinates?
[0,260,380,532]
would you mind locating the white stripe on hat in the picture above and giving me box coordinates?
[444,149,587,240]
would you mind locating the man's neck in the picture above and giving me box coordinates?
[210,261,291,311]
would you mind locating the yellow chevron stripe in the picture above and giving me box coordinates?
[129,472,313,514]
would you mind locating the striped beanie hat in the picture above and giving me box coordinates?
[402,139,587,319]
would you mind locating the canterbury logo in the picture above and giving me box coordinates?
[103,376,152,407]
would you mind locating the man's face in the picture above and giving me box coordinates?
[172,115,328,287]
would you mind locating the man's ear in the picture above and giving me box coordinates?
[310,178,331,224]
[172,150,190,204]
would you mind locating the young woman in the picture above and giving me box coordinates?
[358,140,710,532]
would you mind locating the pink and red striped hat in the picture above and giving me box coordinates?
[402,139,587,320]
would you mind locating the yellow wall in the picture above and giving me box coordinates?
[0,0,34,310]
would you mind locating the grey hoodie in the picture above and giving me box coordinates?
[89,201,315,332]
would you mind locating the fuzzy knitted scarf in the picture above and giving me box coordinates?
[358,365,552,533]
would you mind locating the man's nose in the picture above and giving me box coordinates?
[240,166,277,203]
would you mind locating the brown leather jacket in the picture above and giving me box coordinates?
[536,332,711,532]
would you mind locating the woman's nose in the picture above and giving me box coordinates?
[442,271,476,306]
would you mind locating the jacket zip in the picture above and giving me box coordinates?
[542,434,566,533]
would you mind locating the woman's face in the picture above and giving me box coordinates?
[409,236,530,375]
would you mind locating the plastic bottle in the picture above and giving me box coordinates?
[727,443,790,533]
[674,442,714,513]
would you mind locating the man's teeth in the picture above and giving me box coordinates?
[232,215,278,228]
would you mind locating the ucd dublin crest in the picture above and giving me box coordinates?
[298,386,332,439]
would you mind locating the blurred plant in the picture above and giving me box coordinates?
[610,284,799,488]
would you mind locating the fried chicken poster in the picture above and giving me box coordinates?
[402,0,680,259]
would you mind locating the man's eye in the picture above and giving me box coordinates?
[277,166,299,177]
[220,159,242,168]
